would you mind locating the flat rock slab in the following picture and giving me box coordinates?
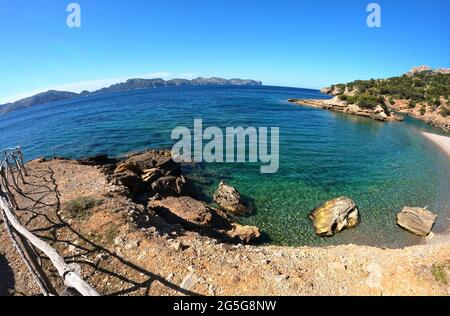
[397,207,437,237]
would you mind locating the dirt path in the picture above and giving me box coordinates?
[1,159,449,296]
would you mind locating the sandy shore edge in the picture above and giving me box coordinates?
[422,132,450,159]
[421,132,450,243]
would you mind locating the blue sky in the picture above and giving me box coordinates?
[0,0,449,103]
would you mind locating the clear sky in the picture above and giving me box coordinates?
[1,0,449,103]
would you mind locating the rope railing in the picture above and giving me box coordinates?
[0,147,100,296]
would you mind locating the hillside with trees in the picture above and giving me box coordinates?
[321,66,450,131]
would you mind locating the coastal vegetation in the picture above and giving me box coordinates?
[338,93,389,113]
[64,196,102,220]
[332,72,450,104]
[320,66,450,131]
[441,106,450,117]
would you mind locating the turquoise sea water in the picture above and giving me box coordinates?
[1,86,449,248]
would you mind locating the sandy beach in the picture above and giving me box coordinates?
[422,132,450,159]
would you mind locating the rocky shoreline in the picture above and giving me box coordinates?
[422,132,450,158]
[79,150,261,245]
[288,97,403,122]
[390,100,450,132]
[1,149,449,296]
[305,67,450,132]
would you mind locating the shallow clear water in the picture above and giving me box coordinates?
[1,85,449,247]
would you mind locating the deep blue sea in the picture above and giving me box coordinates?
[1,85,449,247]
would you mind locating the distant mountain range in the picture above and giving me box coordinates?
[0,77,263,114]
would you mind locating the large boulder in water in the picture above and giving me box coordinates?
[309,197,359,237]
[397,207,437,237]
[213,181,249,215]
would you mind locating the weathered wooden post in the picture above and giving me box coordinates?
[13,155,26,184]
[0,168,17,209]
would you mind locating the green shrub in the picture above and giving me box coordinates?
[431,263,448,285]
[433,98,442,107]
[346,95,357,104]
[408,100,416,109]
[334,84,346,95]
[420,105,426,116]
[64,197,102,220]
[440,107,450,117]
[339,94,359,104]
[357,94,379,109]
[332,73,450,104]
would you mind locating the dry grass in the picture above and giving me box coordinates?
[63,196,102,220]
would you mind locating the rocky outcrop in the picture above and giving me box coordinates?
[151,175,189,197]
[311,67,450,132]
[289,97,403,122]
[114,161,141,174]
[226,223,261,244]
[126,150,181,176]
[388,99,450,132]
[213,181,249,215]
[406,65,450,76]
[397,207,437,237]
[149,196,259,244]
[112,149,188,198]
[109,150,261,244]
[114,170,147,196]
[149,197,218,228]
[320,87,333,95]
[407,65,433,76]
[309,197,359,237]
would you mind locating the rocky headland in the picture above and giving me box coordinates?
[290,66,450,131]
[1,149,449,296]
[288,96,403,122]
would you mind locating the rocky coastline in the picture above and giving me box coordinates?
[301,66,450,132]
[80,149,261,245]
[389,100,450,132]
[1,149,449,296]
[288,97,403,122]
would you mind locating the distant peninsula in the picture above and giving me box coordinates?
[0,77,263,114]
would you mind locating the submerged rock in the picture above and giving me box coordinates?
[309,197,359,237]
[397,207,437,237]
[213,181,248,215]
